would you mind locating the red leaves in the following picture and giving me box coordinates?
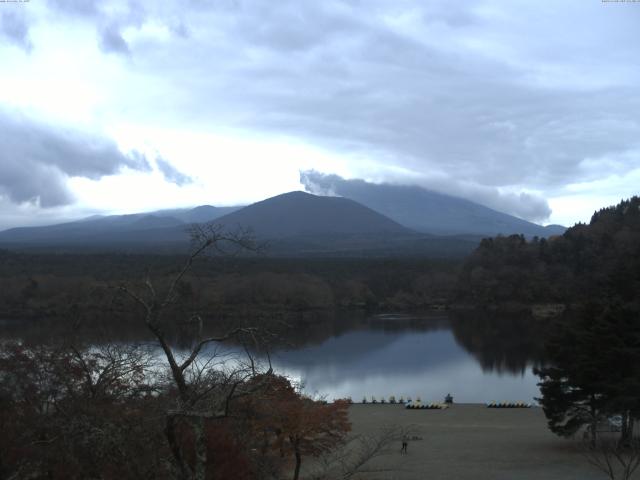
[0,347,350,479]
[235,375,351,478]
[0,342,167,479]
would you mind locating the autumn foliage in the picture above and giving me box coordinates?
[235,374,351,479]
[0,345,350,480]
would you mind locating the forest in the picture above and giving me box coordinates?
[457,197,640,306]
[457,197,640,475]
[0,251,460,324]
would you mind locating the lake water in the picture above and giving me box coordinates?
[0,311,545,404]
[268,313,543,404]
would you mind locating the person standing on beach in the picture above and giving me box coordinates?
[401,437,408,454]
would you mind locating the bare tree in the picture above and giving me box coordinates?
[583,436,640,480]
[116,224,271,480]
[68,342,158,400]
[308,425,416,480]
[0,341,166,479]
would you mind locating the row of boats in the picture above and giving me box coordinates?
[406,403,449,410]
[403,401,533,409]
[486,402,532,408]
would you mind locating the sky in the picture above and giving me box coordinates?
[0,0,639,230]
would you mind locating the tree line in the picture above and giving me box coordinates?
[0,252,461,322]
[458,197,640,478]
[457,196,640,307]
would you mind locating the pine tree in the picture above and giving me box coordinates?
[536,302,640,444]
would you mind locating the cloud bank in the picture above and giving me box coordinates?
[0,109,150,207]
[301,170,552,222]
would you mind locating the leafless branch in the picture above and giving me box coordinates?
[308,425,416,480]
[583,436,640,480]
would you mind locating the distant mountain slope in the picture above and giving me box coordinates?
[542,224,568,236]
[154,205,241,223]
[212,191,412,238]
[0,215,184,244]
[300,171,565,237]
[0,193,478,257]
[0,204,241,245]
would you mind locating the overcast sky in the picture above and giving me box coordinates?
[0,0,639,229]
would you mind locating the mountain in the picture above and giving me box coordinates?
[208,192,479,257]
[212,191,411,238]
[0,215,181,245]
[0,192,479,257]
[0,192,411,245]
[300,171,565,237]
[0,192,413,248]
[154,205,241,223]
[0,205,241,246]
[542,224,567,236]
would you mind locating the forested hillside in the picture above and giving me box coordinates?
[457,197,640,305]
[0,251,460,324]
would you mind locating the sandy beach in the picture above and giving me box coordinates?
[343,404,614,480]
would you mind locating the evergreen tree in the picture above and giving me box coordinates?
[535,304,608,444]
[536,302,640,444]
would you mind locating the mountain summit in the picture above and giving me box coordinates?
[301,171,565,237]
[213,191,411,238]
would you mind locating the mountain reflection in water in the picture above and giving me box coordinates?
[0,311,546,404]
[270,312,544,403]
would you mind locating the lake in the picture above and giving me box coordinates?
[268,313,543,404]
[0,310,546,404]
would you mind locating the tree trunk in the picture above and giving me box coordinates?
[590,399,598,447]
[619,411,636,446]
[193,416,208,480]
[291,437,302,480]
[261,430,269,455]
[166,415,190,480]
[147,320,189,400]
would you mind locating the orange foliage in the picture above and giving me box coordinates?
[237,374,351,479]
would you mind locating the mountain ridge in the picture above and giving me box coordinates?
[210,191,412,238]
[300,171,565,237]
[0,187,563,257]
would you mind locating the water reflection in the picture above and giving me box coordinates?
[270,313,544,403]
[449,310,546,375]
[0,311,546,403]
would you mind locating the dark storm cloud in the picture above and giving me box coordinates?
[0,110,150,207]
[156,157,193,186]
